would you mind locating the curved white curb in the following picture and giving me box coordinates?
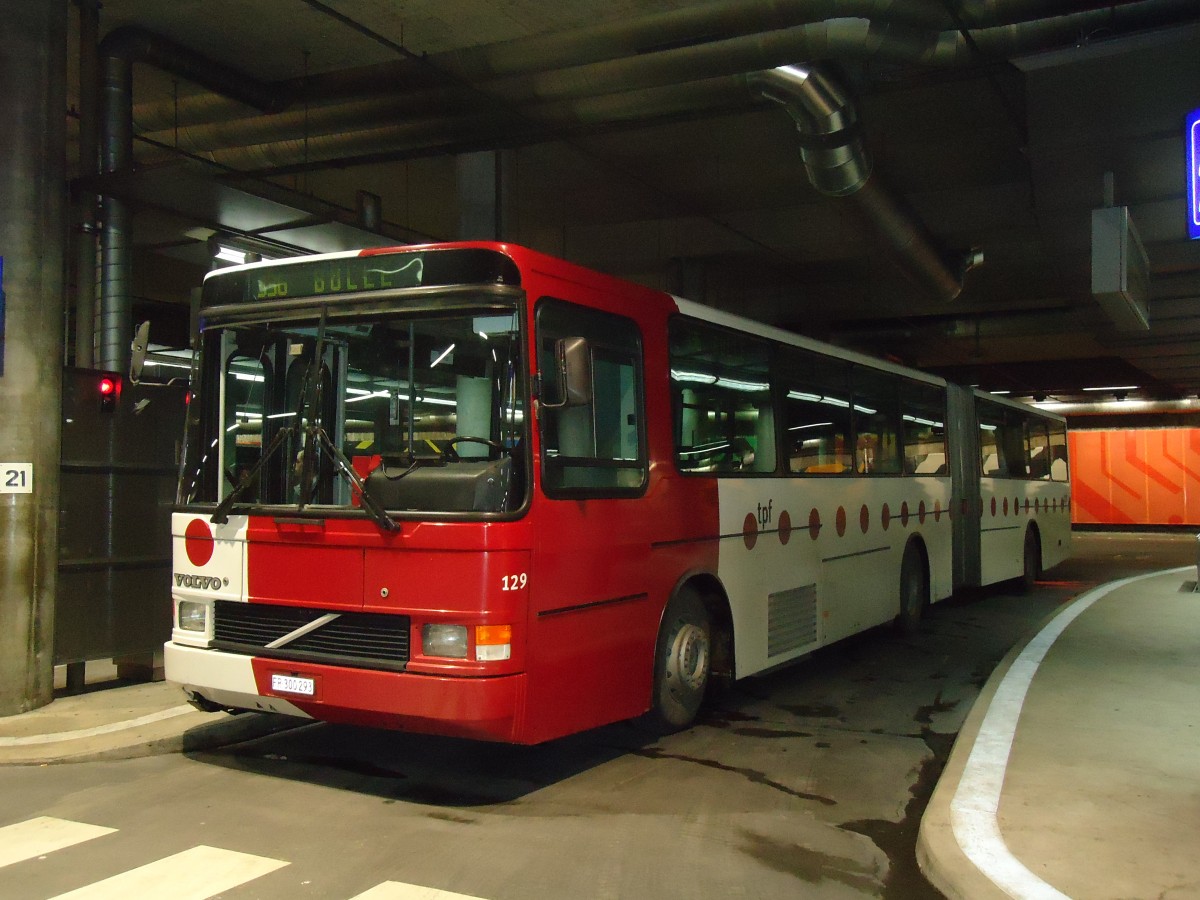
[948,566,1191,898]
[0,705,196,747]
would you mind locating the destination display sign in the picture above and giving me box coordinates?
[249,255,425,301]
[203,248,522,306]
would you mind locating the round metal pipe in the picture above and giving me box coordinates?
[127,0,1163,134]
[0,0,67,716]
[98,50,132,372]
[132,0,1200,170]
[748,64,970,301]
[74,0,100,369]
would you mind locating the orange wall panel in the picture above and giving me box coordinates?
[1069,428,1200,526]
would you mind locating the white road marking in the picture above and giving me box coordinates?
[0,705,195,747]
[0,817,116,869]
[949,566,1189,899]
[48,844,288,900]
[349,883,489,900]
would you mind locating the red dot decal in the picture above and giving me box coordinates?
[859,504,870,534]
[918,500,927,524]
[881,503,891,531]
[991,497,997,517]
[809,508,822,541]
[778,509,792,545]
[185,517,215,567]
[836,506,847,537]
[933,500,943,522]
[900,501,910,527]
[743,513,758,551]
[1003,497,1009,516]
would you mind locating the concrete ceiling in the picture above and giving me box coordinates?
[70,0,1200,404]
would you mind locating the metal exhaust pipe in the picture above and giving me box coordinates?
[747,64,980,301]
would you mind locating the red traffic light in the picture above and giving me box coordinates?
[98,374,120,412]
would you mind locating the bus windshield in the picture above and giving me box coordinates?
[180,305,526,517]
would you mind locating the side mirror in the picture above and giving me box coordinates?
[542,336,592,409]
[130,320,150,383]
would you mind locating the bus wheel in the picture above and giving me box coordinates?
[896,541,928,635]
[649,589,711,732]
[1020,529,1041,593]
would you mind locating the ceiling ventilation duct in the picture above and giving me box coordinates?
[746,64,980,302]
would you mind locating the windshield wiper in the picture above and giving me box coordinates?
[210,423,293,525]
[306,424,400,532]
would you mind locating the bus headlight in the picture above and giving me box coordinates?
[177,599,209,633]
[422,624,468,659]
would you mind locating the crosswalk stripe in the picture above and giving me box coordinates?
[48,844,288,900]
[0,817,116,869]
[348,882,489,900]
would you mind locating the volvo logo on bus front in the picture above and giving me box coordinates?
[174,573,228,591]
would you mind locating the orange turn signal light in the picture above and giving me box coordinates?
[475,624,512,646]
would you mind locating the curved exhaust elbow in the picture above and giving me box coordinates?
[747,63,977,301]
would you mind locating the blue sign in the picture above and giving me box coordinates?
[1189,108,1200,241]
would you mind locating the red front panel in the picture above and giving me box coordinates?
[249,657,526,742]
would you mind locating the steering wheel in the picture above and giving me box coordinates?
[443,435,506,459]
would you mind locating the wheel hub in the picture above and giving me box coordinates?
[670,624,709,692]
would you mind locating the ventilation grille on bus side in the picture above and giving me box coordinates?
[767,584,819,657]
[213,601,410,671]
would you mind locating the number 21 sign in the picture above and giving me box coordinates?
[1,464,33,494]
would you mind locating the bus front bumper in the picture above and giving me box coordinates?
[164,642,526,743]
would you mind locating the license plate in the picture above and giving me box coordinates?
[271,673,315,696]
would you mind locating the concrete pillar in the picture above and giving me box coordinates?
[456,150,515,241]
[0,1,68,715]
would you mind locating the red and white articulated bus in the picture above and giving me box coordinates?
[166,242,1071,744]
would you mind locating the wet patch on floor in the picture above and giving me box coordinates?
[632,746,837,806]
[740,830,882,892]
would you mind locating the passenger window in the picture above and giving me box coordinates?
[670,319,775,474]
[780,350,852,474]
[902,384,947,475]
[1026,422,1051,480]
[1049,424,1069,482]
[536,300,646,496]
[852,368,901,474]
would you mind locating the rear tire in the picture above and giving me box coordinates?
[647,588,711,732]
[1019,528,1041,593]
[896,541,928,635]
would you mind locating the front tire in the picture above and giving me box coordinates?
[648,589,711,732]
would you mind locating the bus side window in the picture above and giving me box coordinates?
[1026,421,1051,479]
[779,349,852,475]
[536,299,646,496]
[852,368,901,475]
[669,318,774,474]
[902,383,947,475]
[1049,424,1069,481]
[979,408,1005,476]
